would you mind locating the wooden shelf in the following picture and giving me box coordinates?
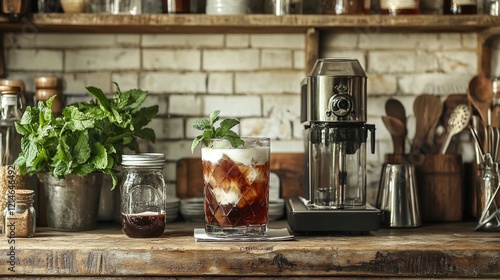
[1,14,500,34]
[0,221,498,278]
[1,14,500,76]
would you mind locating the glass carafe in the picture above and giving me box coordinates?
[308,122,368,209]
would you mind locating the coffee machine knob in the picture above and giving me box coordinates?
[328,94,353,118]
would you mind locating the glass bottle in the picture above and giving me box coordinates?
[3,189,36,238]
[485,0,499,15]
[380,0,420,15]
[443,0,477,14]
[120,153,167,238]
[0,86,25,230]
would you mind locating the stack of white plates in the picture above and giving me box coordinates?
[179,196,285,222]
[268,198,285,221]
[180,197,205,222]
[165,197,180,223]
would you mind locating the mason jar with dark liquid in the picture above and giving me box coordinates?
[380,0,420,15]
[120,154,167,238]
[443,0,477,14]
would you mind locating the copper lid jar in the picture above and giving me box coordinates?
[3,189,36,238]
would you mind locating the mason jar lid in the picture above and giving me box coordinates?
[122,153,165,167]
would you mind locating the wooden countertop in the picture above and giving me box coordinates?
[0,220,499,278]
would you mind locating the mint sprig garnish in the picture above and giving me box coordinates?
[190,110,244,153]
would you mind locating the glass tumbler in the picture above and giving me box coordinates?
[202,137,270,237]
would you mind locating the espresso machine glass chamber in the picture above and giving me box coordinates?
[287,58,381,233]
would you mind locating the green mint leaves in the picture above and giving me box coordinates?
[190,110,244,153]
[14,83,158,188]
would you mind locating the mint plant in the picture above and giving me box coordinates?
[14,83,158,188]
[190,110,244,153]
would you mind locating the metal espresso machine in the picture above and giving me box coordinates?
[286,58,381,234]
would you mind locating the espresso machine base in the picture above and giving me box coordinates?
[286,198,382,234]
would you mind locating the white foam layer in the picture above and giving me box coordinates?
[202,147,269,165]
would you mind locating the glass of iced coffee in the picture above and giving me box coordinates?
[202,137,270,237]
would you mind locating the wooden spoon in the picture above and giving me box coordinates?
[411,94,442,153]
[385,99,407,126]
[467,75,494,125]
[382,115,407,155]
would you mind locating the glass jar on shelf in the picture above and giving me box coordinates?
[3,189,36,238]
[109,0,141,15]
[162,0,192,13]
[320,0,364,14]
[420,0,443,14]
[265,0,303,15]
[380,0,420,15]
[443,0,477,14]
[485,0,499,15]
[120,153,167,238]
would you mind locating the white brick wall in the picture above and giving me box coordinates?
[4,31,495,201]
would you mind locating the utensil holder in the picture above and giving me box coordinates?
[385,154,463,222]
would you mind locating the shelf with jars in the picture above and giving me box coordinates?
[0,14,500,33]
[0,0,500,76]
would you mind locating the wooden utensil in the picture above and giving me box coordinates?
[385,98,407,125]
[411,94,442,153]
[467,75,494,125]
[439,104,472,154]
[382,115,407,155]
[425,98,443,154]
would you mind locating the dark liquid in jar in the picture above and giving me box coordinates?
[121,213,165,238]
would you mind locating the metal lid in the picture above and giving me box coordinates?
[0,85,21,95]
[310,58,366,77]
[122,153,165,167]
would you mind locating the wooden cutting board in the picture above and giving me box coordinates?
[176,153,305,199]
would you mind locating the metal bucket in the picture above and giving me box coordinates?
[37,173,103,231]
